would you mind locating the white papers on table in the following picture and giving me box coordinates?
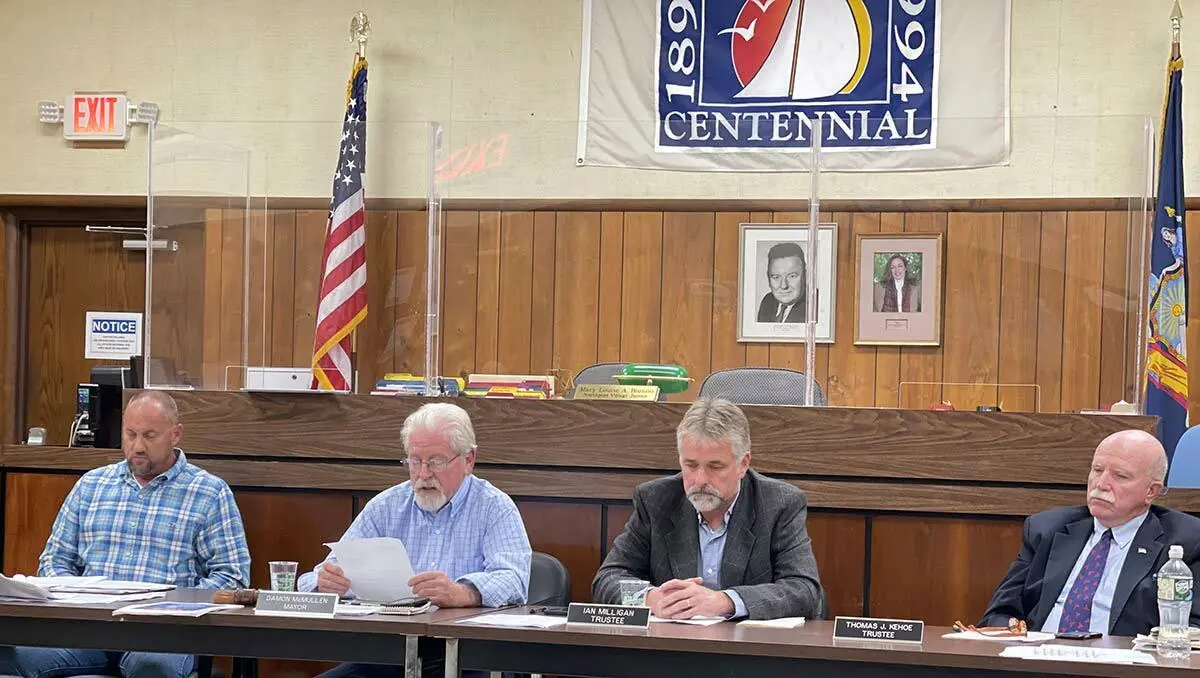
[457,613,567,629]
[0,574,51,601]
[324,537,416,603]
[738,617,806,629]
[12,575,106,588]
[334,603,383,616]
[51,591,167,605]
[942,630,1054,643]
[112,601,242,617]
[999,645,1156,665]
[648,615,725,626]
[48,580,175,595]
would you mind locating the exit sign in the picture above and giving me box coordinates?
[65,92,128,141]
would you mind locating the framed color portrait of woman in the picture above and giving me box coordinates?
[853,232,943,345]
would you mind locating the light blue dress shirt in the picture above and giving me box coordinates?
[1040,511,1149,634]
[697,493,748,619]
[297,474,531,607]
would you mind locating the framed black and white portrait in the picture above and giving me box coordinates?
[737,223,837,343]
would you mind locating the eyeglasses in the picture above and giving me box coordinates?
[400,453,463,472]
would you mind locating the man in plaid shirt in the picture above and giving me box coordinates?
[13,390,250,678]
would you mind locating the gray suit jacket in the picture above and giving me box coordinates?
[592,469,823,620]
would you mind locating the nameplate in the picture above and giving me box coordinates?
[834,616,924,643]
[572,384,660,401]
[566,602,650,627]
[254,591,338,618]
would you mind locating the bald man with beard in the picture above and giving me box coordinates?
[980,430,1200,637]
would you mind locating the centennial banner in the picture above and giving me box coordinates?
[577,0,1010,171]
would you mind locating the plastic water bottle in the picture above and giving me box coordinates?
[1156,544,1193,659]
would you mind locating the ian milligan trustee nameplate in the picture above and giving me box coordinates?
[567,602,650,628]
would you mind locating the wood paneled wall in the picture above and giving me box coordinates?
[17,204,1200,444]
[205,208,1176,413]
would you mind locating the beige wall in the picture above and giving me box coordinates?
[1,0,1196,200]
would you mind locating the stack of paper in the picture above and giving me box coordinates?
[1,575,174,604]
[1000,645,1157,665]
[739,617,806,629]
[457,613,567,629]
[648,615,725,626]
[112,602,241,618]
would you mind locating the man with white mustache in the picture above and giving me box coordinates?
[593,397,824,620]
[298,403,531,678]
[980,429,1200,637]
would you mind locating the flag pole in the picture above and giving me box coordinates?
[349,11,370,392]
[1172,0,1182,59]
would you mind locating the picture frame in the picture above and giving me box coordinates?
[853,232,944,346]
[737,222,838,343]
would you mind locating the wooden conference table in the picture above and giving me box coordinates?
[1,592,1199,677]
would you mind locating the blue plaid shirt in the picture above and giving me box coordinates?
[39,450,250,589]
[298,474,531,606]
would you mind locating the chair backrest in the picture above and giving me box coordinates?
[698,367,827,406]
[528,551,571,607]
[1166,425,1200,488]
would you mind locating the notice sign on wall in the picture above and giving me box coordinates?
[85,311,143,360]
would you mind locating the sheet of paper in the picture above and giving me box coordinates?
[50,591,166,605]
[648,614,726,626]
[0,574,50,601]
[325,537,415,603]
[942,630,1053,643]
[334,603,383,616]
[1000,645,1157,665]
[13,575,107,588]
[738,617,806,629]
[48,580,175,594]
[457,613,567,629]
[112,602,241,617]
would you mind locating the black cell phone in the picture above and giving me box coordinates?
[1055,631,1101,640]
[530,605,569,616]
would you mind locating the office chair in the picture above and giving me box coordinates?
[528,552,571,607]
[1166,425,1200,488]
[698,367,827,406]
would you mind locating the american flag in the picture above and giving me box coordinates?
[311,55,368,391]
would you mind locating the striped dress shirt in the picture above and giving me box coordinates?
[298,474,531,606]
[38,450,250,589]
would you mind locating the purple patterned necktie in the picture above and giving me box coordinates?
[1057,529,1114,633]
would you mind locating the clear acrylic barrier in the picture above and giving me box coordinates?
[428,114,1152,412]
[145,123,256,390]
[146,113,1155,412]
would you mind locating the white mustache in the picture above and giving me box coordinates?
[1089,488,1116,503]
[415,480,442,491]
[687,485,722,501]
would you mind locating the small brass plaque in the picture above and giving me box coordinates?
[572,385,660,401]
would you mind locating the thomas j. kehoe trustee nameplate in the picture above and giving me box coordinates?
[567,602,650,628]
[254,591,339,618]
[834,616,924,643]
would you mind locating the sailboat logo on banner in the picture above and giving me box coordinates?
[724,0,871,100]
[655,0,939,153]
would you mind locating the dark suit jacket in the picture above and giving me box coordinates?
[980,505,1200,636]
[756,293,806,323]
[592,469,823,620]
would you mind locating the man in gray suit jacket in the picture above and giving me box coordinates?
[592,398,823,620]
